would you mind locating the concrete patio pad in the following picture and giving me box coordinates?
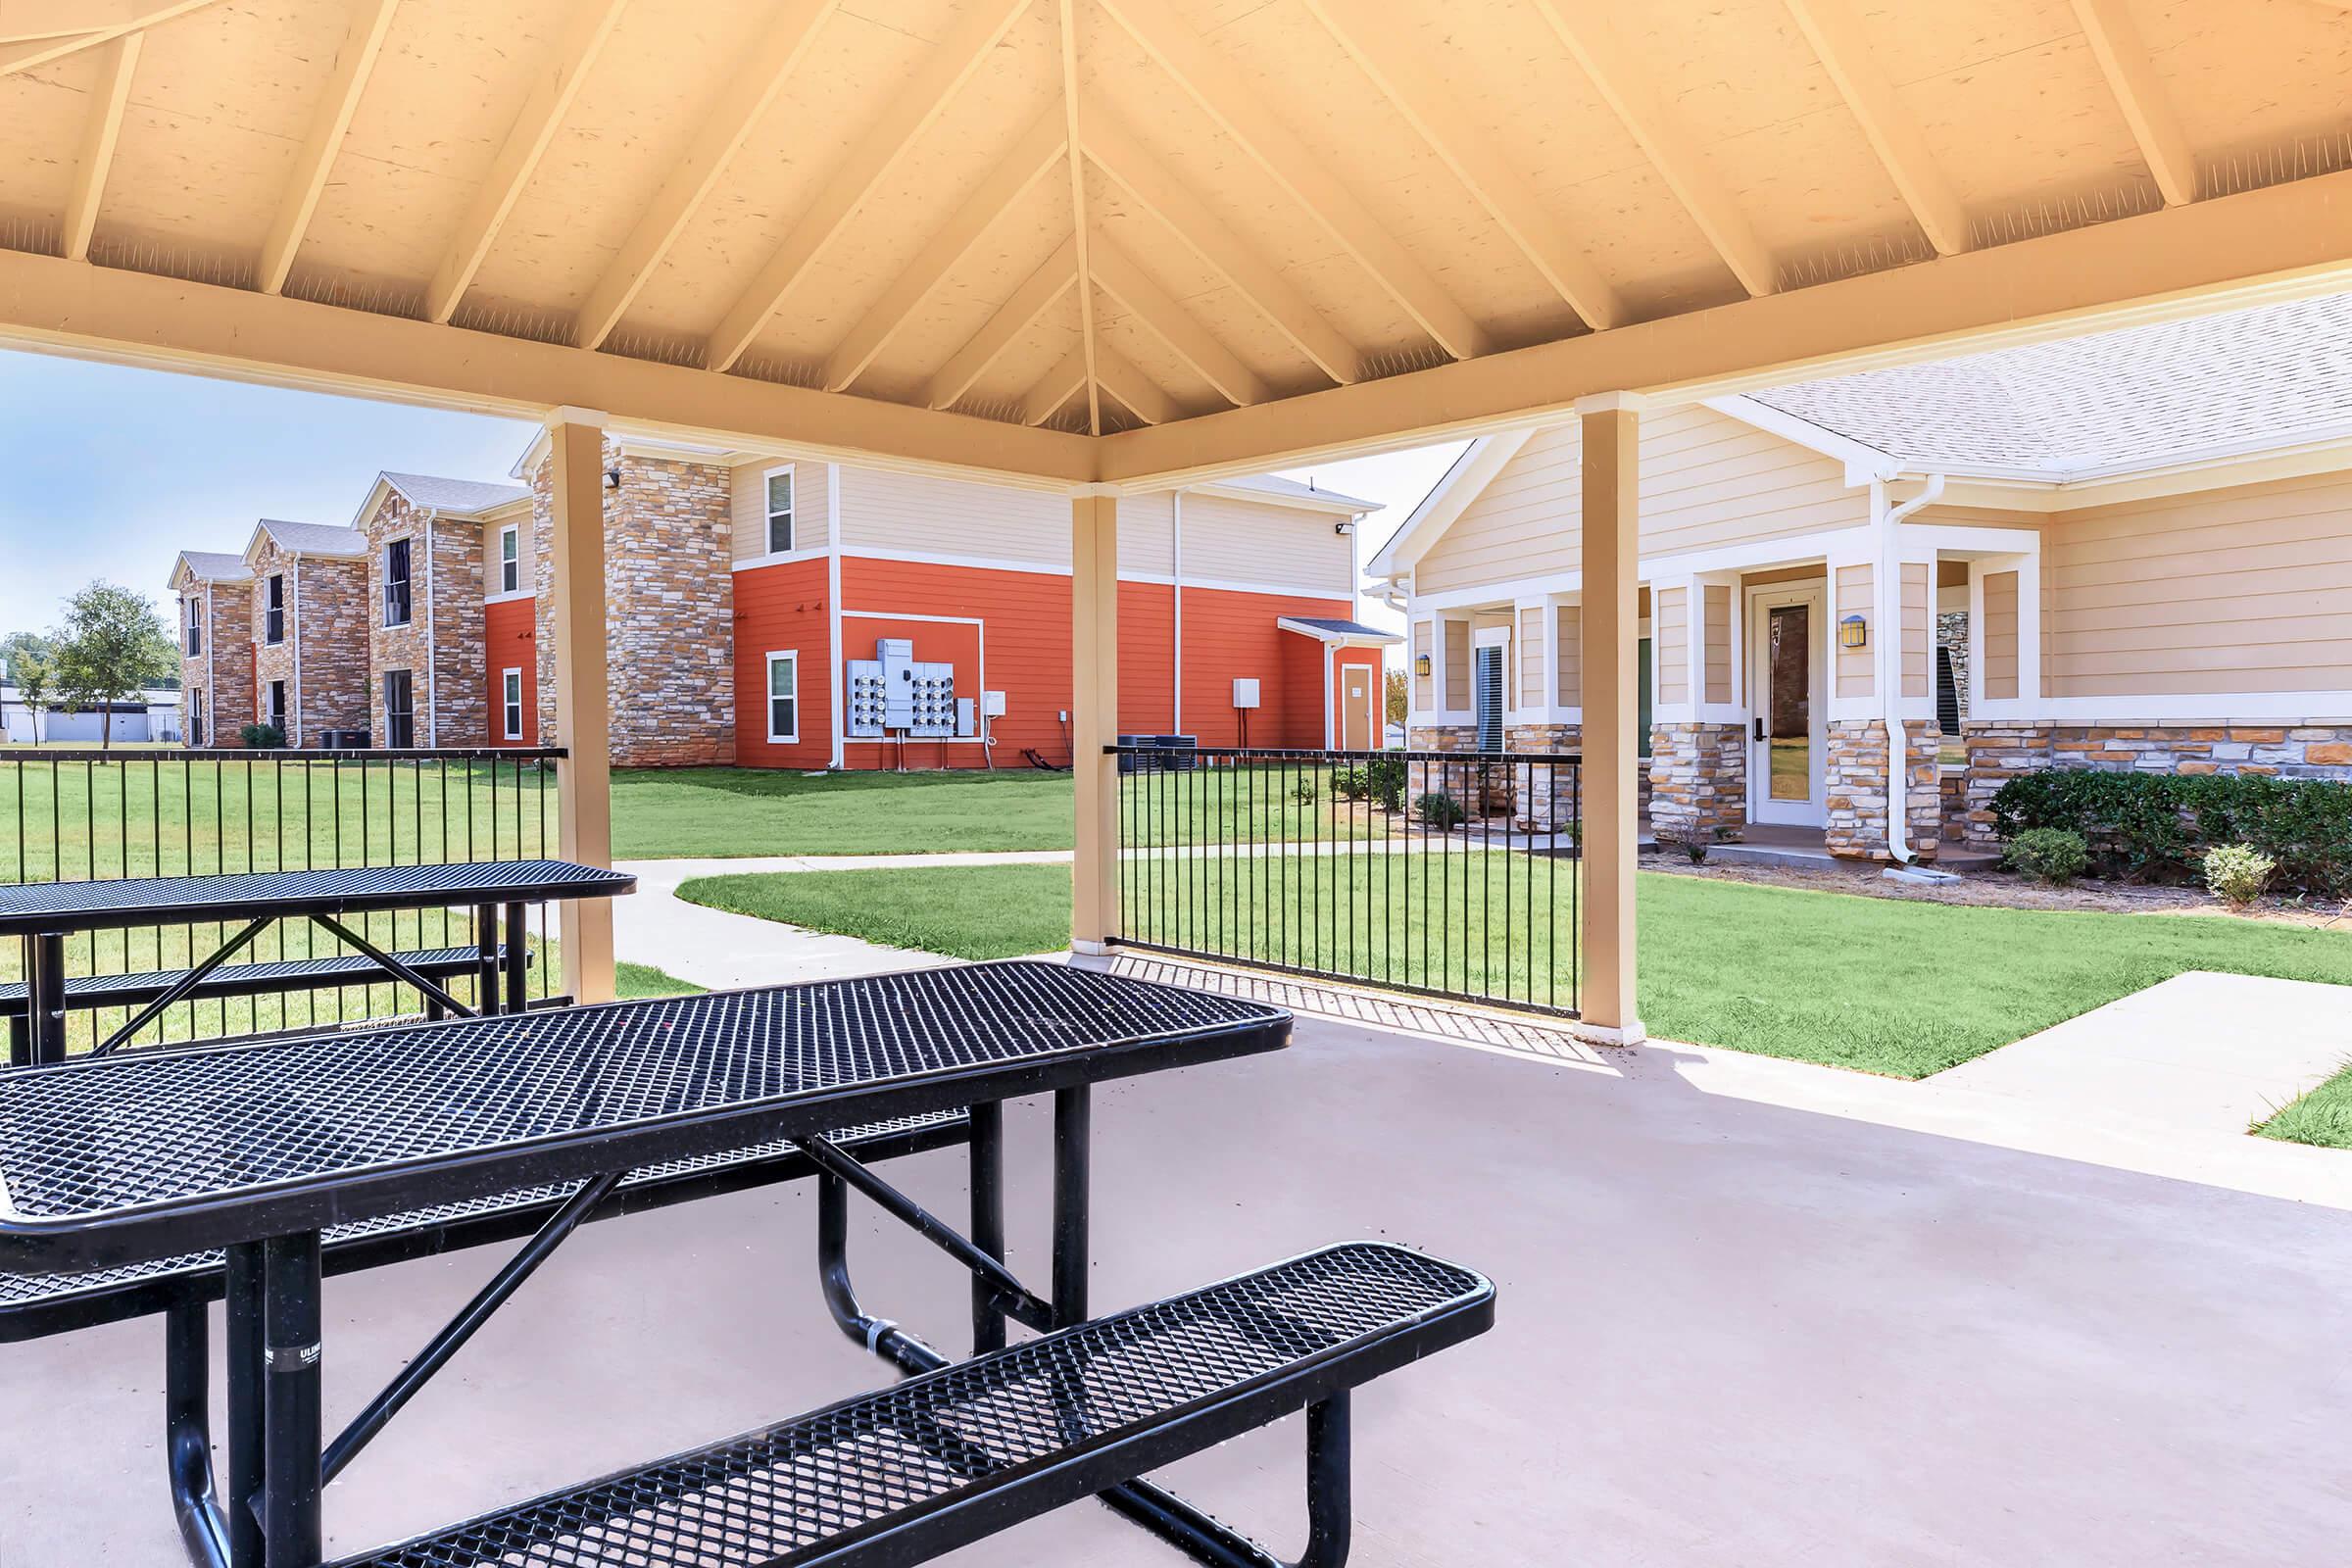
[4,1009,2349,1564]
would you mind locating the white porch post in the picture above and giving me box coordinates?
[1071,490,1120,952]
[547,408,616,1003]
[1576,393,1645,1044]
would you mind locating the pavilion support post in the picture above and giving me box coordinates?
[1574,394,1646,1044]
[1070,491,1120,953]
[548,408,616,1004]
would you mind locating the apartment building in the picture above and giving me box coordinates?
[166,550,254,747]
[352,472,532,748]
[237,519,370,747]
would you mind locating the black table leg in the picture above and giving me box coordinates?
[968,1101,1005,1354]
[224,1245,266,1568]
[28,930,66,1066]
[1052,1086,1091,1328]
[502,902,527,1014]
[473,905,498,1015]
[260,1232,323,1568]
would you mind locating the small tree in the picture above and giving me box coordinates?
[2,634,56,745]
[1385,667,1407,728]
[51,582,175,753]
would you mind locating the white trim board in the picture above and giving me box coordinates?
[1969,693,2352,724]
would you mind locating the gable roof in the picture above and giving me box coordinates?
[167,550,251,590]
[1277,615,1401,647]
[380,472,532,514]
[1208,473,1378,514]
[246,518,367,562]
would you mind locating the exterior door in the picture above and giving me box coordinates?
[1341,662,1373,750]
[1747,585,1827,826]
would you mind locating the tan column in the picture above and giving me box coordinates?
[1070,491,1120,952]
[1575,394,1646,1043]
[548,408,616,1003]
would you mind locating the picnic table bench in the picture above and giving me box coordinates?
[0,960,1494,1568]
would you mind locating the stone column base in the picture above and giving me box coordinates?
[1647,722,1747,846]
[1825,719,1942,860]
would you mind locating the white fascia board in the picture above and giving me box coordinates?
[1364,428,1536,578]
[1195,479,1373,516]
[1704,395,1898,480]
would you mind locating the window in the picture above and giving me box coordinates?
[267,680,286,733]
[264,574,285,645]
[502,668,524,741]
[383,669,415,748]
[185,598,203,657]
[499,524,519,595]
[1473,643,1504,752]
[764,651,799,743]
[383,538,413,627]
[1637,636,1653,759]
[189,687,206,747]
[764,466,795,555]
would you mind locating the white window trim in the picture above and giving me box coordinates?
[265,573,286,646]
[763,464,796,557]
[764,650,801,744]
[498,523,520,596]
[501,667,524,740]
[383,537,414,628]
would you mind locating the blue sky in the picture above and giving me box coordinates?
[0,347,1458,642]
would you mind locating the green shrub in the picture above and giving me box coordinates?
[1365,757,1407,811]
[2006,826,2088,886]
[1415,791,1467,829]
[1289,776,1318,805]
[1330,767,1368,801]
[239,722,287,750]
[1991,768,2352,897]
[2203,843,2275,907]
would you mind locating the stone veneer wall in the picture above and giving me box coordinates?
[292,556,372,745]
[180,580,254,745]
[363,493,488,748]
[1959,721,2352,847]
[1508,722,1579,829]
[1823,719,1941,861]
[1647,722,1745,844]
[531,445,736,766]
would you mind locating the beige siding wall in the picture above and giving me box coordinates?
[1835,564,1873,698]
[1412,619,1434,709]
[482,511,534,596]
[1901,562,1931,698]
[1554,603,1581,708]
[1983,570,2020,699]
[1517,605,1544,706]
[1702,583,1732,704]
[1413,406,1871,596]
[2043,472,2352,697]
[1444,619,1470,709]
[1175,492,1352,590]
[730,460,834,560]
[1655,586,1689,704]
[1117,493,1177,578]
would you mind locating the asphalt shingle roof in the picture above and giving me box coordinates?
[1224,472,1379,511]
[175,551,250,581]
[1279,615,1401,641]
[380,472,531,513]
[255,519,368,557]
[1752,293,2352,477]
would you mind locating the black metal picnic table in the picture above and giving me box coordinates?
[0,859,636,1063]
[0,960,1475,1568]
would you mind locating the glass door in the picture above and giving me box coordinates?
[1748,585,1827,826]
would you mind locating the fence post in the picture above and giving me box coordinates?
[1070,490,1120,953]
[1575,394,1646,1044]
[548,409,616,1004]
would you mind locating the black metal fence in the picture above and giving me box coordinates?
[1111,745,1582,1016]
[1,746,565,1052]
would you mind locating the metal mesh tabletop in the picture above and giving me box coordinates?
[0,961,1288,1270]
[337,1242,1492,1568]
[0,859,634,934]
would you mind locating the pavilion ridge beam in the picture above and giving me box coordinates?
[1082,97,1363,385]
[61,31,140,262]
[423,0,628,323]
[705,0,1035,373]
[1057,0,1101,434]
[926,233,1077,410]
[1019,347,1087,425]
[0,0,214,75]
[823,105,1066,393]
[1094,344,1181,425]
[1782,0,1970,255]
[569,0,838,351]
[2069,0,2197,207]
[256,0,401,296]
[1091,236,1270,407]
[1301,0,1625,329]
[1097,0,1493,361]
[1531,0,1779,297]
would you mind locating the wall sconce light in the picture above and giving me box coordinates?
[1414,654,1432,677]
[1838,613,1868,650]
[604,467,621,490]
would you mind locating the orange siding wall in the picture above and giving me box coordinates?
[839,613,985,771]
[484,599,538,746]
[733,557,834,768]
[1330,647,1385,749]
[840,558,1073,766]
[1119,580,1176,735]
[1177,587,1357,749]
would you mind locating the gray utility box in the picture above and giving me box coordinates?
[849,637,958,739]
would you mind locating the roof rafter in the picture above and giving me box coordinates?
[424,0,628,323]
[2069,0,2196,207]
[1056,0,1101,434]
[1094,344,1182,426]
[822,104,1065,393]
[704,0,1034,373]
[1019,347,1087,425]
[61,30,140,262]
[1083,97,1362,384]
[0,0,212,74]
[1782,0,1970,255]
[1301,0,1624,329]
[255,0,401,296]
[1530,0,1779,296]
[1090,235,1270,406]
[925,233,1077,410]
[1097,0,1494,361]
[569,0,838,351]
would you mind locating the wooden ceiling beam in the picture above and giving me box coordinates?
[570,0,838,350]
[1018,347,1087,425]
[1056,0,1101,434]
[424,0,627,323]
[1301,0,1624,330]
[255,0,401,296]
[925,233,1077,410]
[1782,0,1970,255]
[60,31,139,262]
[1091,235,1269,406]
[1530,0,1778,296]
[1094,344,1182,426]
[1097,0,1492,361]
[822,105,1064,393]
[2070,0,2197,207]
[705,0,1034,373]
[0,0,211,74]
[1084,98,1362,384]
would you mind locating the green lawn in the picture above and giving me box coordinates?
[2255,1062,2352,1149]
[678,858,2352,1079]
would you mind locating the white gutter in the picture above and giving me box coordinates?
[1171,490,1184,732]
[1878,472,1945,864]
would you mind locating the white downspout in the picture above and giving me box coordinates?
[422,510,439,748]
[1879,472,1945,863]
[827,464,845,770]
[1171,490,1184,733]
[290,558,304,748]
[204,584,215,746]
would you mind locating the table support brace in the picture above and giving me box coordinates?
[308,915,474,1021]
[90,919,270,1057]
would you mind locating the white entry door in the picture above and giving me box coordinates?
[1746,584,1827,826]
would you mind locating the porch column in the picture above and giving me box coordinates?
[547,408,616,1003]
[1070,490,1120,952]
[1575,393,1645,1044]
